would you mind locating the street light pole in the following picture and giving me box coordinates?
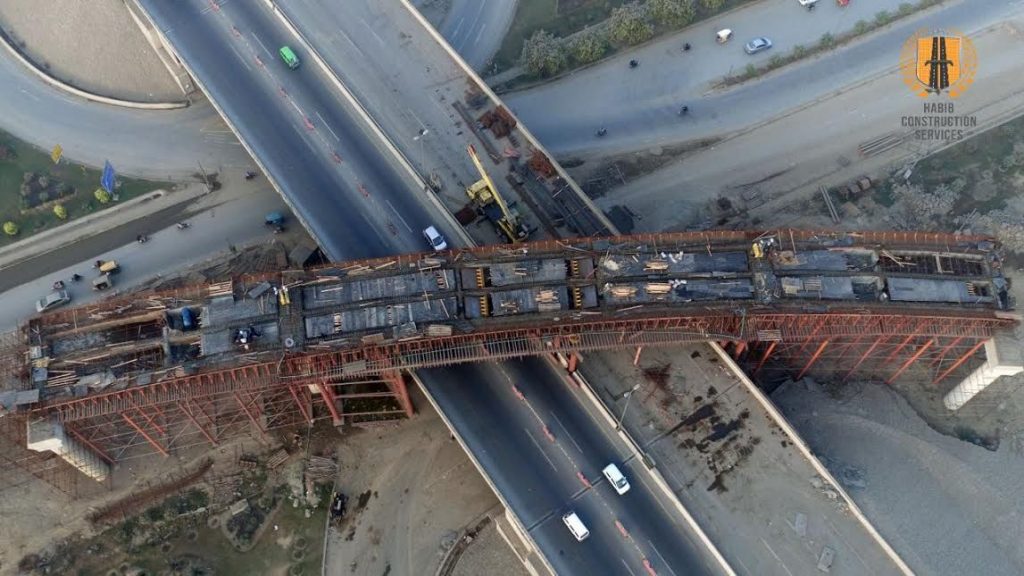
[615,384,641,431]
[413,128,429,189]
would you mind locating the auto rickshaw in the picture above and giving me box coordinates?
[92,274,112,291]
[265,212,285,233]
[98,260,120,274]
[716,29,733,44]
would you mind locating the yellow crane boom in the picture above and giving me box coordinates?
[467,145,515,224]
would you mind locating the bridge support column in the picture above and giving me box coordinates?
[27,417,110,482]
[944,336,1024,411]
[567,352,579,374]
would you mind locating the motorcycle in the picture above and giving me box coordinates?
[683,42,691,52]
[52,280,65,290]
[629,59,638,69]
[679,106,689,116]
[595,128,608,137]
[244,171,257,180]
[137,234,148,244]
[71,273,82,282]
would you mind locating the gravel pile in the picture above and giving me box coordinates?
[772,380,1024,576]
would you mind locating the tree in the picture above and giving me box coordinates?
[608,4,654,46]
[38,191,50,204]
[53,204,67,220]
[648,0,696,28]
[520,30,567,77]
[94,188,111,204]
[700,0,726,12]
[853,20,870,34]
[874,10,892,25]
[819,32,835,49]
[37,176,49,189]
[3,221,18,236]
[569,30,608,65]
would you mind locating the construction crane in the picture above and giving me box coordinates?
[466,144,529,243]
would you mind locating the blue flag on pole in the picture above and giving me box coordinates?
[101,160,116,194]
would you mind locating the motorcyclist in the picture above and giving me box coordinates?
[679,105,689,115]
[629,59,638,68]
[683,42,691,51]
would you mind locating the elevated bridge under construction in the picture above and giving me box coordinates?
[2,228,1019,492]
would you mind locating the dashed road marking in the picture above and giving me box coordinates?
[252,32,273,57]
[524,428,559,473]
[385,200,413,233]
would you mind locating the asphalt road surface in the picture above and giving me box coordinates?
[137,0,460,261]
[438,0,517,70]
[0,44,245,179]
[423,359,722,576]
[504,0,1019,157]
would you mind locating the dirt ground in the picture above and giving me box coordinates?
[774,380,1024,576]
[0,0,181,101]
[324,386,504,576]
[578,345,904,576]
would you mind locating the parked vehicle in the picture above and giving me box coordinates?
[36,290,70,313]
[716,29,733,44]
[92,274,113,291]
[176,221,190,230]
[265,212,286,233]
[744,37,773,55]
[423,225,448,251]
[98,260,120,274]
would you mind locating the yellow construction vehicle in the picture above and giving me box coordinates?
[466,145,529,243]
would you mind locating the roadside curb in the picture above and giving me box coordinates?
[0,184,208,272]
[552,353,737,576]
[0,26,189,110]
[411,372,558,576]
[708,342,916,576]
[263,0,474,249]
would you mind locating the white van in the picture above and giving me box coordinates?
[562,511,590,542]
[602,463,630,495]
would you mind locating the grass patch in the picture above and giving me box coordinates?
[0,128,172,245]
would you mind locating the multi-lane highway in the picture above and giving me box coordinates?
[425,359,721,575]
[138,0,460,261]
[135,1,721,573]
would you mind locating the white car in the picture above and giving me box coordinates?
[423,225,448,251]
[36,290,70,313]
[562,511,590,542]
[797,0,819,5]
[603,463,630,495]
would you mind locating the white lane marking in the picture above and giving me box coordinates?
[361,18,385,46]
[452,17,465,39]
[385,200,414,233]
[525,428,559,473]
[474,23,488,46]
[760,538,795,576]
[620,558,638,576]
[19,88,40,102]
[550,411,582,453]
[647,540,678,576]
[316,111,340,141]
[229,44,252,71]
[252,32,272,57]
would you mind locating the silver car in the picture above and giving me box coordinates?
[36,289,70,313]
[744,37,773,55]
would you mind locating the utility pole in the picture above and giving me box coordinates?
[615,384,641,431]
[197,162,213,193]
